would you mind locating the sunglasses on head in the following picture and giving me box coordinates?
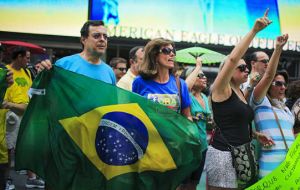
[116,67,127,72]
[197,73,206,78]
[236,64,248,72]
[159,47,176,55]
[256,59,269,64]
[272,81,287,87]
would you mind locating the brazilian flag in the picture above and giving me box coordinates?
[0,67,8,104]
[15,66,202,190]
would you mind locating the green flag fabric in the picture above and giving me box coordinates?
[15,66,202,190]
[0,67,8,104]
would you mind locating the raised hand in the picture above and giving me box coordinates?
[195,56,202,69]
[249,71,261,86]
[275,34,289,49]
[253,8,272,33]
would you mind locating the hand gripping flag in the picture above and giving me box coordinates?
[15,66,202,190]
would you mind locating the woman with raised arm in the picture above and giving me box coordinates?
[250,34,294,179]
[206,10,272,190]
[180,57,211,190]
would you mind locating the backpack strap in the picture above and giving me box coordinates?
[23,68,32,81]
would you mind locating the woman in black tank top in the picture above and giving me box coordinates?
[206,10,273,190]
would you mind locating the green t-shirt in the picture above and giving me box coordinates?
[190,92,211,152]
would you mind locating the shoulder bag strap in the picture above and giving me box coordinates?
[175,76,182,111]
[270,106,289,151]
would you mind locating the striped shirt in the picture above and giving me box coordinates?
[250,96,295,178]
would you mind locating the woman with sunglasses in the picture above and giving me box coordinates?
[132,38,192,119]
[250,34,294,179]
[180,57,212,190]
[206,10,272,189]
[132,38,194,189]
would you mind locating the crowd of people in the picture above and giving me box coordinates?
[0,9,299,190]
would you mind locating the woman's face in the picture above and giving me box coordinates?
[156,44,175,70]
[232,59,249,84]
[268,74,287,100]
[194,73,207,91]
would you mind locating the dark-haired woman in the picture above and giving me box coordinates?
[250,34,295,179]
[206,10,272,189]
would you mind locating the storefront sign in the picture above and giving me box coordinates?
[107,25,300,52]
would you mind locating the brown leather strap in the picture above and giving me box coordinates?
[175,76,182,111]
[271,106,289,151]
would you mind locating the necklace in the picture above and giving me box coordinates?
[271,98,286,110]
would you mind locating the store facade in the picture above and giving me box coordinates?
[0,0,299,80]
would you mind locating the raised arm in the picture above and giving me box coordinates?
[185,57,202,91]
[252,34,289,103]
[212,9,271,99]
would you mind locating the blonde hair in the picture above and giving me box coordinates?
[139,38,177,79]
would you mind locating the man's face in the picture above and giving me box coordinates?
[252,52,269,75]
[113,62,127,80]
[18,54,28,69]
[82,25,108,57]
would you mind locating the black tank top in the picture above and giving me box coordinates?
[211,90,254,151]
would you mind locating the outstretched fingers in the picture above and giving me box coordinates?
[263,8,269,17]
[262,8,272,26]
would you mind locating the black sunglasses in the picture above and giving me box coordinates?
[236,64,248,72]
[159,47,176,55]
[256,59,269,64]
[272,81,287,87]
[116,67,127,72]
[197,73,206,78]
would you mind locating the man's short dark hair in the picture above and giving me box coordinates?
[109,57,127,68]
[245,52,259,73]
[80,20,105,38]
[11,46,27,60]
[129,46,143,61]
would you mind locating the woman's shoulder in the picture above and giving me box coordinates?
[133,75,146,83]
[133,76,153,88]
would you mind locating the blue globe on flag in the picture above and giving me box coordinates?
[95,112,149,166]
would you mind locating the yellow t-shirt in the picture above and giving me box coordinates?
[4,64,32,104]
[0,65,32,164]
